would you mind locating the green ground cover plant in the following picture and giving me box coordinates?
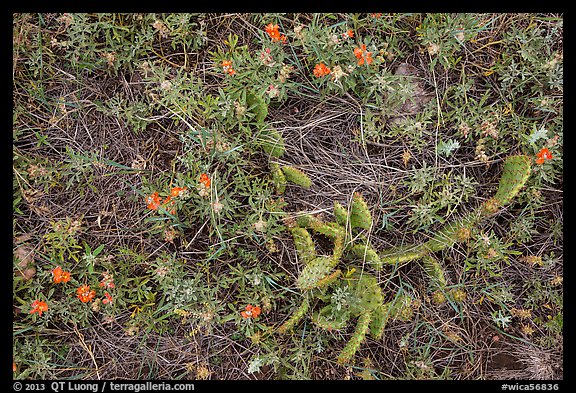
[13,12,562,380]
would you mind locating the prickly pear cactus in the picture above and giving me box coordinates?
[277,194,414,364]
[277,155,532,366]
[270,164,313,194]
[258,128,285,158]
[246,90,268,125]
[281,165,313,188]
[349,192,373,230]
[481,154,531,216]
[380,154,531,268]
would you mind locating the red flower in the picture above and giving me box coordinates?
[146,192,161,210]
[536,147,553,164]
[265,23,287,43]
[102,292,113,304]
[199,173,211,188]
[99,271,115,289]
[53,266,71,284]
[30,300,48,316]
[354,44,373,66]
[76,284,96,303]
[313,63,331,78]
[241,304,262,319]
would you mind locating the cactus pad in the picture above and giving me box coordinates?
[246,90,268,124]
[258,128,285,158]
[278,298,310,334]
[337,312,372,365]
[349,243,382,269]
[291,227,316,265]
[493,154,531,207]
[297,256,339,291]
[350,192,373,230]
[334,201,349,227]
[281,165,313,188]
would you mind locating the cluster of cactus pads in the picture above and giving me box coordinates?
[277,155,531,365]
[277,192,414,364]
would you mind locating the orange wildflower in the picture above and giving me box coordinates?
[159,196,176,214]
[221,60,236,76]
[76,284,96,303]
[370,13,383,18]
[241,304,262,319]
[536,147,553,164]
[13,361,17,372]
[343,29,354,39]
[313,62,331,78]
[354,44,373,66]
[30,300,48,317]
[146,192,161,210]
[199,173,211,188]
[53,266,71,284]
[265,23,287,43]
[170,186,188,197]
[61,271,71,283]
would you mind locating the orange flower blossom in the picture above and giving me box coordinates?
[536,147,553,165]
[52,266,71,284]
[342,29,354,39]
[221,60,236,76]
[146,191,161,210]
[264,23,287,43]
[354,44,373,66]
[30,300,48,317]
[170,186,188,197]
[241,304,262,319]
[199,173,211,188]
[313,62,331,78]
[76,284,96,303]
